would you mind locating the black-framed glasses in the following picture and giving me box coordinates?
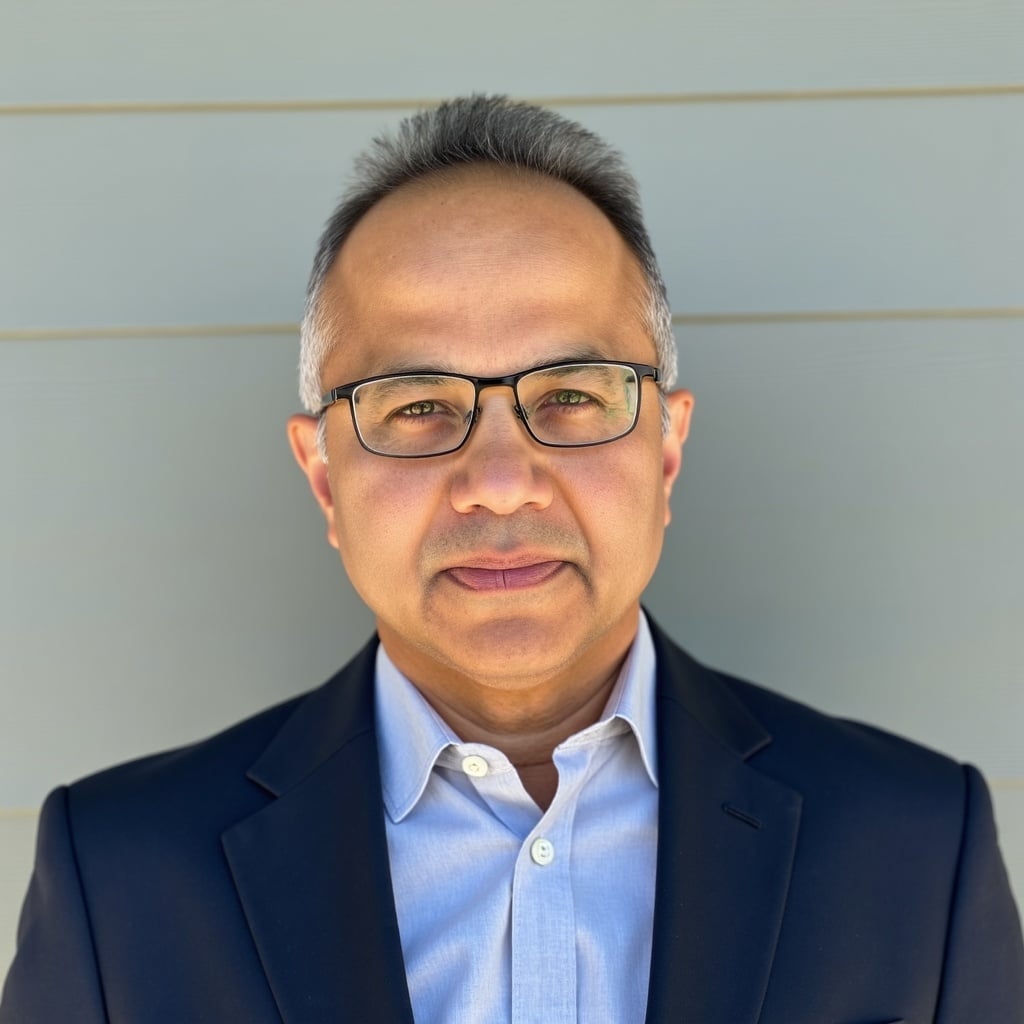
[319,359,660,458]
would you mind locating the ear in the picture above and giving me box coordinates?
[661,389,694,526]
[286,414,339,549]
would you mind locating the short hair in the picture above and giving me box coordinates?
[299,94,677,433]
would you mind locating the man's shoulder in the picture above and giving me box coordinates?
[79,691,300,792]
[651,621,967,808]
[61,638,379,839]
[708,662,969,819]
[60,690,307,847]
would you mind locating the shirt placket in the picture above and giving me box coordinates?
[508,741,598,1024]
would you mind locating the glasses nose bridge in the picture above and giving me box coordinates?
[470,373,528,425]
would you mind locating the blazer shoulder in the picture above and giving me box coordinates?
[718,669,968,810]
[72,690,301,801]
[63,636,379,840]
[60,689,305,853]
[648,617,965,802]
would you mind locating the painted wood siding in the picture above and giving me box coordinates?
[2,0,1022,974]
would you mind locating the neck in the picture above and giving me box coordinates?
[421,670,621,810]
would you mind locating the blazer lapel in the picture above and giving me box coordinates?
[221,640,415,1024]
[646,625,802,1024]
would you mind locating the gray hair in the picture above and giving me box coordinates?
[299,95,677,451]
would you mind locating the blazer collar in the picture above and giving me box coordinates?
[244,638,380,798]
[245,614,767,799]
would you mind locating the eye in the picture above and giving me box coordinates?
[538,388,605,413]
[397,400,443,417]
[550,390,592,406]
[386,398,466,429]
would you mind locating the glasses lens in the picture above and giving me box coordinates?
[518,363,640,446]
[352,375,476,456]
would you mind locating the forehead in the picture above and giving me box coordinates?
[317,165,651,379]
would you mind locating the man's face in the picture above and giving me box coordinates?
[289,167,692,702]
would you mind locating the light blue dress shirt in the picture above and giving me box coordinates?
[375,613,659,1024]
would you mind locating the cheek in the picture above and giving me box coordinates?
[565,447,668,549]
[330,463,443,562]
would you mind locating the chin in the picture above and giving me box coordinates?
[426,613,594,683]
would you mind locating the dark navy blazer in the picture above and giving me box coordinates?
[3,621,1023,1022]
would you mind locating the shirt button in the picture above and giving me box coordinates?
[530,837,555,866]
[461,755,489,778]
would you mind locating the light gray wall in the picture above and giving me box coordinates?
[2,0,1022,973]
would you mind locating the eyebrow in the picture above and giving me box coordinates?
[529,362,623,385]
[371,344,613,377]
[364,375,459,396]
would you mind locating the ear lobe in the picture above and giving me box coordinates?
[286,414,339,549]
[661,390,694,525]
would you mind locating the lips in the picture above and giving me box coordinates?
[446,560,565,591]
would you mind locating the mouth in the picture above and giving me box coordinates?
[444,559,567,592]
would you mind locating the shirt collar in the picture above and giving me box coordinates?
[375,611,659,822]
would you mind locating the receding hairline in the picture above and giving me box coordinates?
[325,161,645,282]
[311,162,655,355]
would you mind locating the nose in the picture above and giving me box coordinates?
[448,389,554,515]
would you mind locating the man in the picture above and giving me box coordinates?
[3,95,1022,1023]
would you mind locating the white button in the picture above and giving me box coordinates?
[530,837,555,866]
[462,755,489,778]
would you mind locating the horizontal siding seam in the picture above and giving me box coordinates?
[673,308,1024,326]
[4,307,1024,343]
[0,324,299,343]
[2,84,1023,117]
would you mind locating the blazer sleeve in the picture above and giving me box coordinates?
[0,787,108,1023]
[935,764,1024,1022]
